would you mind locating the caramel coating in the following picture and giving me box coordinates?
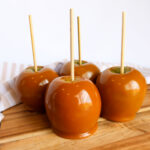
[45,76,101,139]
[96,67,147,122]
[15,66,58,112]
[59,60,100,83]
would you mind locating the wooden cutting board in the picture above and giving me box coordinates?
[0,85,150,150]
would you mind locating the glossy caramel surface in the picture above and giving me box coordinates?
[96,66,147,122]
[45,76,101,139]
[59,60,100,82]
[15,66,58,112]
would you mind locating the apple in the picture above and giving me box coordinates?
[96,66,147,122]
[15,66,58,112]
[59,60,100,83]
[45,76,101,139]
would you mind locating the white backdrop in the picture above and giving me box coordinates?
[0,0,150,67]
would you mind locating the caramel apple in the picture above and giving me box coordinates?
[15,66,58,112]
[59,60,100,83]
[59,15,100,82]
[45,76,101,139]
[96,66,147,122]
[45,9,101,139]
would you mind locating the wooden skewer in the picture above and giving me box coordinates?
[70,9,74,81]
[29,15,37,72]
[77,16,82,65]
[121,12,126,74]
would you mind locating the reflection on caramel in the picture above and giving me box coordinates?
[59,60,100,83]
[15,66,58,112]
[96,67,147,122]
[45,76,101,139]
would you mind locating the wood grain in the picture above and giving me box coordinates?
[0,85,150,150]
[0,104,50,138]
[91,132,150,150]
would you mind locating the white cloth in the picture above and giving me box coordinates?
[0,113,4,122]
[0,61,150,123]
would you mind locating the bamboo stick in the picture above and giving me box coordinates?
[29,15,37,72]
[70,9,74,81]
[121,12,126,74]
[77,16,82,65]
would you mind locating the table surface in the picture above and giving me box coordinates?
[0,85,150,150]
